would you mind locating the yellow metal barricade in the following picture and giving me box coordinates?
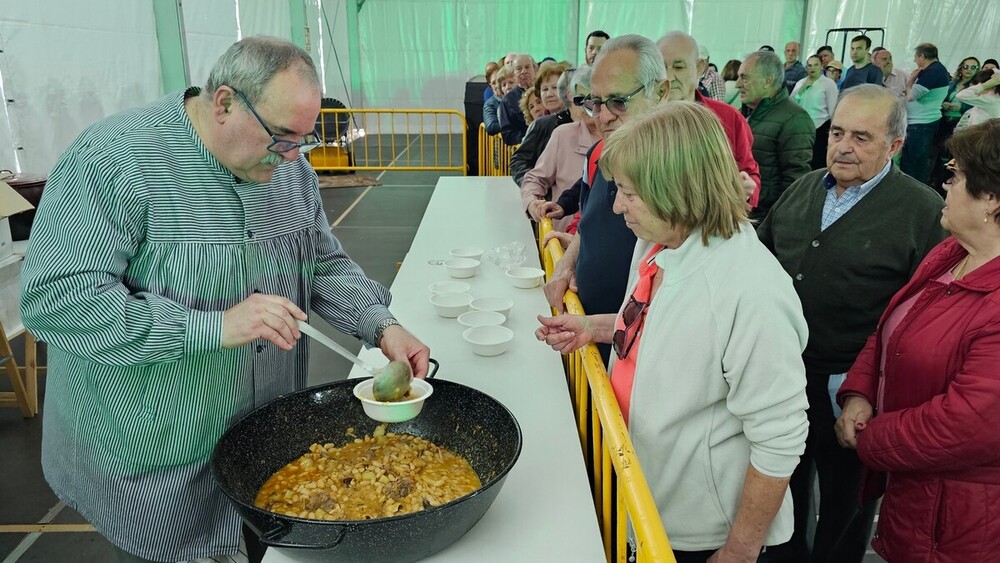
[538,218,675,563]
[477,123,519,176]
[309,108,467,174]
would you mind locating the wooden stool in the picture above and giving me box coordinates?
[0,321,39,417]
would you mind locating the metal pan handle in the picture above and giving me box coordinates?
[426,358,440,379]
[259,520,347,550]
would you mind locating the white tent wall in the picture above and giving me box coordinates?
[0,0,996,173]
[578,0,804,68]
[0,1,161,174]
[804,0,1000,74]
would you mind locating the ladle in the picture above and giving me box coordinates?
[296,320,413,401]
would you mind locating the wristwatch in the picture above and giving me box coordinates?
[374,317,401,346]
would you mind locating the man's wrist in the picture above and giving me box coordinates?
[374,317,401,347]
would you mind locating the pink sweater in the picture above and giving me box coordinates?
[520,120,596,232]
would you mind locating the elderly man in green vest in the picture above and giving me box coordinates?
[757,84,945,563]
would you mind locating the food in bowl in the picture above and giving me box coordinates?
[430,292,472,318]
[428,281,472,295]
[448,247,485,260]
[353,378,434,423]
[457,310,506,328]
[505,267,546,289]
[462,325,515,356]
[469,296,514,317]
[254,425,481,521]
[444,258,480,279]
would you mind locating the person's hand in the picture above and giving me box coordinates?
[527,199,546,221]
[543,267,577,312]
[222,294,307,350]
[738,171,756,203]
[541,230,574,250]
[378,324,431,378]
[835,395,874,449]
[908,68,922,83]
[707,543,759,563]
[535,314,595,354]
[538,201,565,219]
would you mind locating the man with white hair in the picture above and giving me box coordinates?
[543,34,668,362]
[758,84,945,563]
[497,53,537,144]
[658,32,761,206]
[697,44,725,101]
[737,50,815,220]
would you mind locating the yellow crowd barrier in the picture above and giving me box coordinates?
[308,108,467,174]
[477,123,519,176]
[538,218,675,563]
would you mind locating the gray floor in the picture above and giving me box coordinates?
[0,134,885,561]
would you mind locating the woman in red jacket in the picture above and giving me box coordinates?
[834,119,1000,561]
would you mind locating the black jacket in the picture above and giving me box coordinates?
[510,110,573,185]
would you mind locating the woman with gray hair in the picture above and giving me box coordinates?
[521,66,599,231]
[537,101,808,561]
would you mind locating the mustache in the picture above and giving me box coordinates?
[260,151,285,166]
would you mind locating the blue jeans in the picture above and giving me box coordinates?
[901,121,939,185]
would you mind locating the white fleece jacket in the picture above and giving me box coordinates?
[616,224,809,551]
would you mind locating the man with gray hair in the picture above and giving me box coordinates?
[20,36,429,563]
[737,50,815,220]
[758,84,945,563]
[544,34,668,359]
[498,53,538,144]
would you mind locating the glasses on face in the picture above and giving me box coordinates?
[961,64,980,71]
[229,87,322,154]
[612,296,649,359]
[582,82,649,118]
[944,159,961,185]
[572,95,586,106]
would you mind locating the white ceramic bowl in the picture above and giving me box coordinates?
[428,281,471,295]
[449,247,485,260]
[505,267,546,289]
[353,378,434,423]
[444,258,481,279]
[457,310,507,328]
[429,292,472,317]
[462,325,515,357]
[470,296,514,317]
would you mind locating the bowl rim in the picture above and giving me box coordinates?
[353,377,434,406]
[456,310,506,327]
[449,247,485,257]
[428,281,472,294]
[469,296,514,310]
[462,325,515,345]
[504,266,545,278]
[443,257,481,269]
[429,292,473,306]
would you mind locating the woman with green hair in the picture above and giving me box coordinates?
[536,101,809,561]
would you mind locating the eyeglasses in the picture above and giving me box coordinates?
[961,64,980,71]
[582,82,649,118]
[944,158,960,185]
[229,87,322,154]
[572,95,587,106]
[612,296,649,359]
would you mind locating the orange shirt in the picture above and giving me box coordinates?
[611,244,663,424]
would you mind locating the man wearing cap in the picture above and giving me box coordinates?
[783,41,807,93]
[697,45,726,101]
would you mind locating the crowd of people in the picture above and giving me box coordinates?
[17,25,999,563]
[513,30,1000,563]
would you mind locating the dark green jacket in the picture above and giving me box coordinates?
[745,89,815,220]
[757,166,946,375]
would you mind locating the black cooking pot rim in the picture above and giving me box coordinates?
[212,377,523,527]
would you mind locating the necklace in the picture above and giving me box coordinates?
[955,256,971,280]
